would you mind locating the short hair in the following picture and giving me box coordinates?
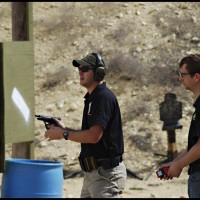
[179,54,200,74]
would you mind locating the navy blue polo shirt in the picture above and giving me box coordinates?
[80,82,124,159]
[188,95,200,166]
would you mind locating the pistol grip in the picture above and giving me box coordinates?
[44,122,49,130]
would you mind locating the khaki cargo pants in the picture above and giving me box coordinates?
[80,161,127,198]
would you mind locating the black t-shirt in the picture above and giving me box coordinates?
[80,82,124,159]
[188,95,200,166]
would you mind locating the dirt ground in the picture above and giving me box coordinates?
[1,2,200,198]
[63,168,188,198]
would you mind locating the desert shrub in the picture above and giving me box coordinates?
[144,47,181,87]
[153,3,200,39]
[106,53,145,81]
[147,63,179,87]
[42,66,70,89]
[123,97,150,123]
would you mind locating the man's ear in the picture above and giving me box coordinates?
[194,73,200,82]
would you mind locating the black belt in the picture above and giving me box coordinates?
[96,156,122,169]
[78,155,123,172]
[188,165,200,175]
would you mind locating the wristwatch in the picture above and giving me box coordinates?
[63,131,69,140]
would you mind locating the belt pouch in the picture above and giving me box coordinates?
[83,157,91,172]
[87,156,97,170]
[78,156,87,172]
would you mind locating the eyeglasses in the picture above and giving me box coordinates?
[78,66,92,72]
[178,71,195,78]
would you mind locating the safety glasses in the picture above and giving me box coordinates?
[78,66,92,72]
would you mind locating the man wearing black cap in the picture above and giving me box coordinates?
[44,52,127,198]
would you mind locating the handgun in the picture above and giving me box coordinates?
[35,114,61,130]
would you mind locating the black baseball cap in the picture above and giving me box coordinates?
[72,53,97,68]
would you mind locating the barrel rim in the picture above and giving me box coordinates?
[5,158,63,166]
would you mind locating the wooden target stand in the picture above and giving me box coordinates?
[159,93,182,164]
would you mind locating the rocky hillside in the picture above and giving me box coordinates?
[1,2,200,176]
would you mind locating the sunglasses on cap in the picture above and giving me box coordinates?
[78,66,93,72]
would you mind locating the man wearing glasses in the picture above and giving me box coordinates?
[44,52,127,198]
[160,54,200,198]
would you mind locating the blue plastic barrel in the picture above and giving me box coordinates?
[1,158,63,198]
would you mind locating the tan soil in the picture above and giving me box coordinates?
[1,2,200,198]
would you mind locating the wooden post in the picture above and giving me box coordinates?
[11,2,34,158]
[167,130,178,161]
[159,93,182,163]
